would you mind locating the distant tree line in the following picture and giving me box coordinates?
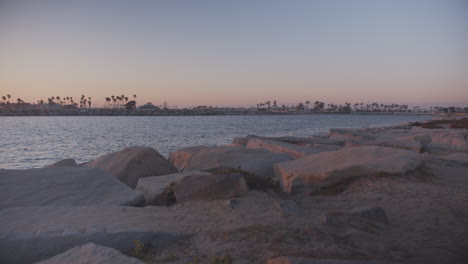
[1,93,467,114]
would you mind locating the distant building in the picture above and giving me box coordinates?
[139,102,159,111]
[1,102,34,110]
[62,104,78,110]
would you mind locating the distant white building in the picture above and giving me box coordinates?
[139,102,159,111]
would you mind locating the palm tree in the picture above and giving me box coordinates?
[88,97,92,108]
[105,97,111,108]
[314,101,320,112]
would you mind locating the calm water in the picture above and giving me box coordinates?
[0,115,431,169]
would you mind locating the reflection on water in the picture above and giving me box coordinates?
[0,115,430,169]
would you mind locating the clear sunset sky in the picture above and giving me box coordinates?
[0,0,467,107]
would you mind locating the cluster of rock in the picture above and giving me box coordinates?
[1,119,467,263]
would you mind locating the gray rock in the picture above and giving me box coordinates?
[87,146,178,188]
[441,152,468,164]
[246,137,327,158]
[308,143,343,152]
[35,243,144,264]
[0,167,144,210]
[231,137,249,147]
[329,128,377,141]
[429,130,467,146]
[45,158,78,168]
[425,143,468,155]
[169,146,292,183]
[274,146,423,195]
[419,130,468,155]
[246,135,345,146]
[136,170,212,206]
[0,206,184,264]
[168,145,227,171]
[377,139,424,153]
[346,139,424,153]
[395,133,432,146]
[173,173,248,202]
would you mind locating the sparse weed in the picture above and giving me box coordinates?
[133,239,145,258]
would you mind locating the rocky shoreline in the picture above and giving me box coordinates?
[1,118,467,264]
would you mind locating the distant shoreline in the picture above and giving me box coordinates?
[0,110,438,117]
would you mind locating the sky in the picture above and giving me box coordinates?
[0,0,467,107]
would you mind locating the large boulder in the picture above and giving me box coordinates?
[274,146,423,195]
[231,137,250,147]
[429,130,467,146]
[0,167,144,209]
[395,133,432,146]
[246,137,327,158]
[376,133,432,153]
[425,143,468,155]
[377,139,424,153]
[136,170,212,205]
[345,138,424,153]
[441,152,468,164]
[168,145,228,171]
[0,206,184,264]
[35,243,144,264]
[173,173,248,202]
[343,131,433,153]
[308,143,343,152]
[237,135,345,147]
[169,146,292,183]
[422,130,468,155]
[87,146,178,188]
[329,128,377,141]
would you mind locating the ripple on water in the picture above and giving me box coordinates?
[0,115,431,169]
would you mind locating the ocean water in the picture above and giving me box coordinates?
[0,114,431,169]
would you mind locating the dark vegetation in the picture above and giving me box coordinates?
[411,118,468,129]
